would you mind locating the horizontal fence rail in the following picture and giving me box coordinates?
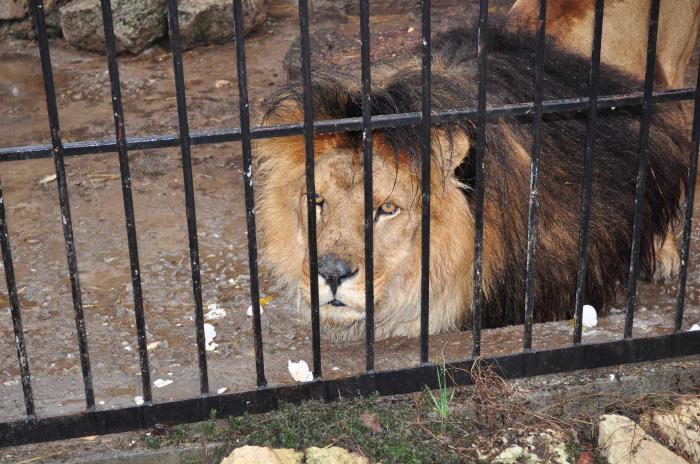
[1,0,699,448]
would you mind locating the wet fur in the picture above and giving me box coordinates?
[254,23,689,338]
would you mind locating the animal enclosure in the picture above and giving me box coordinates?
[1,0,699,447]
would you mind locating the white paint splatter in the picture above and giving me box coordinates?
[205,303,226,320]
[204,323,218,351]
[288,359,313,382]
[582,305,597,328]
[246,304,264,316]
[153,379,173,388]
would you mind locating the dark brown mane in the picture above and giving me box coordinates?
[260,22,689,329]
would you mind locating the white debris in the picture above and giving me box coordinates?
[205,303,227,320]
[288,359,313,383]
[217,387,228,394]
[153,379,173,388]
[228,278,236,284]
[134,396,144,406]
[38,174,57,185]
[246,304,264,316]
[204,323,218,351]
[582,305,598,328]
[332,366,340,371]
[609,374,616,382]
[689,324,700,331]
[215,79,231,88]
[407,26,415,33]
[147,341,161,351]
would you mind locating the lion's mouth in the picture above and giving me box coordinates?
[328,299,347,307]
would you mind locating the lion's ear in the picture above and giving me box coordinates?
[260,98,304,127]
[432,128,472,173]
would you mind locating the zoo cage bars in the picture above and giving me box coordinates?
[0,0,698,447]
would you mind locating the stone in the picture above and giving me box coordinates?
[59,0,166,54]
[220,445,302,464]
[305,446,368,464]
[0,0,28,20]
[176,0,267,50]
[493,445,541,463]
[647,398,700,462]
[598,414,688,464]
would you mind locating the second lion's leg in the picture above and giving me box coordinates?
[653,227,681,282]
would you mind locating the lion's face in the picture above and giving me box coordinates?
[255,131,477,341]
[296,148,424,332]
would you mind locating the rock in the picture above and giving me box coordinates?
[220,445,302,464]
[176,0,267,50]
[59,0,166,54]
[305,446,368,464]
[0,0,28,20]
[598,414,688,464]
[493,445,541,463]
[646,398,700,462]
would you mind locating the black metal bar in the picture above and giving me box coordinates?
[31,0,95,409]
[674,63,700,332]
[166,0,209,394]
[624,0,661,339]
[2,330,698,447]
[1,89,695,163]
[298,0,321,379]
[233,0,266,387]
[359,0,374,372]
[99,0,152,403]
[0,178,35,417]
[573,0,604,344]
[471,0,488,358]
[419,0,431,365]
[523,0,547,351]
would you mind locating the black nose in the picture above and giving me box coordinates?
[318,254,357,294]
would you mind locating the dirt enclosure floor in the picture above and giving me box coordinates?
[1,0,699,422]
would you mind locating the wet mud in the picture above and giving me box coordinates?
[0,0,698,421]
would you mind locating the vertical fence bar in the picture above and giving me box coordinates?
[298,0,322,379]
[573,0,604,345]
[31,0,95,408]
[419,0,431,365]
[523,0,547,351]
[99,0,152,403]
[0,179,35,417]
[359,0,375,372]
[233,0,266,387]
[624,0,660,339]
[674,63,700,332]
[471,0,488,358]
[166,0,209,393]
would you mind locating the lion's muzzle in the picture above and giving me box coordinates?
[317,253,359,305]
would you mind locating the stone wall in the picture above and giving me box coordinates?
[0,0,268,53]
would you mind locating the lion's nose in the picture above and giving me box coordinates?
[318,254,358,294]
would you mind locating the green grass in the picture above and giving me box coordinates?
[150,394,475,463]
[424,363,456,423]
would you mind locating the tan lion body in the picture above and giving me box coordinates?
[506,0,700,88]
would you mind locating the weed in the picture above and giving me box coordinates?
[424,362,455,423]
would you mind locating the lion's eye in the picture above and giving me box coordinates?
[377,201,399,217]
[312,193,324,207]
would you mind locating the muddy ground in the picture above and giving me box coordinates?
[0,0,699,422]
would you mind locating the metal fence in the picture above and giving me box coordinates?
[1,0,699,447]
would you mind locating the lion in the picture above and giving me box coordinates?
[253,23,691,342]
[506,0,700,89]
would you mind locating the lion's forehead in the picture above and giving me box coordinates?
[314,150,417,202]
